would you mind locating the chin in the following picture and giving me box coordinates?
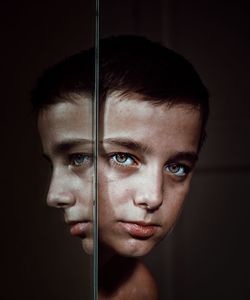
[81,239,93,255]
[111,238,157,257]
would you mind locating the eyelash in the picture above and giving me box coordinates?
[69,153,93,167]
[109,153,191,177]
[165,163,191,177]
[109,153,137,168]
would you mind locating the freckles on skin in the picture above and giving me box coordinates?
[103,99,201,151]
[98,94,202,257]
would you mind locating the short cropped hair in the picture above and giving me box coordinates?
[31,35,209,147]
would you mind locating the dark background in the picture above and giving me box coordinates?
[2,1,94,299]
[2,0,250,299]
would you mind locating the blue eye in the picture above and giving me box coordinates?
[166,163,189,177]
[111,153,135,166]
[70,154,92,167]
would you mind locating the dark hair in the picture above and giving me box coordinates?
[31,35,209,147]
[31,48,94,110]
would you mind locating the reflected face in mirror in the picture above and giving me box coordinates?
[98,94,202,257]
[38,95,93,254]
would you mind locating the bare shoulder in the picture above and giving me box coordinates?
[99,257,159,300]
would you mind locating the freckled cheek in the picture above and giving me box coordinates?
[98,175,133,225]
[99,183,128,208]
[99,170,133,201]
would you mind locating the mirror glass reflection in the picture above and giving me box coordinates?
[27,1,95,299]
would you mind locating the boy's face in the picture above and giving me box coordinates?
[38,93,202,257]
[98,94,201,257]
[38,95,94,254]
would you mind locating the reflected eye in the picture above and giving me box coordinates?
[165,163,189,177]
[69,153,92,167]
[110,153,135,166]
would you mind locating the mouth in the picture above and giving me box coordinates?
[67,221,91,238]
[119,221,159,239]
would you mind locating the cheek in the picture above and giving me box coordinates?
[161,183,190,228]
[99,168,132,203]
[98,174,135,229]
[98,179,124,220]
[69,176,93,209]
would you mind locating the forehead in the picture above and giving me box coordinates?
[101,94,202,152]
[38,96,92,151]
[38,98,91,125]
[38,93,202,154]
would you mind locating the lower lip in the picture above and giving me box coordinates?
[70,222,90,238]
[119,222,157,238]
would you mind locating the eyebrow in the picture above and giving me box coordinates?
[101,137,153,154]
[101,137,198,164]
[167,151,199,165]
[44,138,93,157]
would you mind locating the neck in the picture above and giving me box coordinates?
[99,243,116,269]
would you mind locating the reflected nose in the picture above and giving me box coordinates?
[47,170,75,209]
[133,167,164,211]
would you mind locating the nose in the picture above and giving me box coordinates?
[133,167,164,211]
[47,169,75,209]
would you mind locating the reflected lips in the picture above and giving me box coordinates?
[70,222,90,238]
[120,221,157,238]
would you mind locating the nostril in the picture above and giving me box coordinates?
[56,202,68,208]
[145,203,159,212]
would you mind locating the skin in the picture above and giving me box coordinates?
[38,93,202,299]
[38,94,94,254]
[98,94,202,258]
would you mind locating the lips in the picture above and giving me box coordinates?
[119,221,158,239]
[69,222,91,238]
